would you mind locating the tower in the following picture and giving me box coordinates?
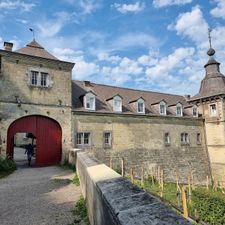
[189,30,225,179]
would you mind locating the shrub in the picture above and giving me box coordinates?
[0,156,17,177]
[192,188,225,225]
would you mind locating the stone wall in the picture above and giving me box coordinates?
[0,50,73,161]
[73,112,211,183]
[0,52,72,106]
[197,99,225,179]
[75,150,192,225]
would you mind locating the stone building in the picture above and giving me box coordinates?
[0,39,224,181]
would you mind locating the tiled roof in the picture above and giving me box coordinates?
[72,80,194,117]
[16,39,58,60]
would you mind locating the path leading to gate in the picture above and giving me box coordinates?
[0,166,81,225]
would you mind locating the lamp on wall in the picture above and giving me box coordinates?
[15,96,21,107]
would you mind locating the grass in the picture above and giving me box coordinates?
[133,176,225,225]
[72,172,80,186]
[0,156,17,178]
[69,195,90,225]
[59,160,76,172]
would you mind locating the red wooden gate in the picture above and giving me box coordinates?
[7,115,62,166]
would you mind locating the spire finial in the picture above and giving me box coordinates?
[207,28,215,57]
[29,28,35,40]
[208,28,212,48]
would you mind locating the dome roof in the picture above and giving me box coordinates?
[191,49,225,100]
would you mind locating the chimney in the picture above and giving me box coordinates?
[84,81,91,87]
[184,95,191,101]
[4,42,13,51]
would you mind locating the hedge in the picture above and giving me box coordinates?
[192,188,225,225]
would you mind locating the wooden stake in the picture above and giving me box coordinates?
[176,171,181,193]
[182,186,188,219]
[160,170,164,197]
[121,158,124,177]
[188,175,192,203]
[130,168,134,184]
[151,168,154,185]
[158,166,161,183]
[191,171,195,190]
[206,175,209,190]
[141,167,144,188]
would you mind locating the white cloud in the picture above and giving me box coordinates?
[73,60,100,80]
[97,52,121,64]
[170,6,208,47]
[211,0,225,19]
[153,0,192,8]
[146,47,195,78]
[37,12,72,38]
[112,33,159,50]
[0,0,36,11]
[113,2,145,14]
[64,0,101,15]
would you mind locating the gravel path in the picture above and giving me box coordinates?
[0,166,81,225]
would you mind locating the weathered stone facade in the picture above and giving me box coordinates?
[73,112,211,183]
[0,44,74,161]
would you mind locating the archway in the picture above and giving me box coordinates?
[7,115,62,166]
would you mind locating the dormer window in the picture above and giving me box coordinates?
[209,103,217,117]
[192,105,198,117]
[176,103,183,116]
[159,101,167,115]
[84,91,96,111]
[137,98,145,114]
[113,95,122,112]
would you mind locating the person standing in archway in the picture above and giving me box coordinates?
[25,144,34,166]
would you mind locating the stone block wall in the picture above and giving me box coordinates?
[75,150,192,225]
[73,112,211,183]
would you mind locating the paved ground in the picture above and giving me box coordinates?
[0,166,81,225]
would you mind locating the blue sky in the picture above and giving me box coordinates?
[1,0,225,95]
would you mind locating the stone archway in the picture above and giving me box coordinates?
[7,115,62,166]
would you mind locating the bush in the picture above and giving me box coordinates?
[192,188,225,225]
[0,156,17,177]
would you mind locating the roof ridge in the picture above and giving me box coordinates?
[72,80,185,98]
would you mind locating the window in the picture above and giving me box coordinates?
[137,99,145,113]
[31,71,38,86]
[41,72,48,87]
[76,133,83,145]
[113,96,122,112]
[76,132,91,146]
[209,104,217,116]
[197,133,201,144]
[84,92,96,110]
[181,133,189,144]
[104,132,112,148]
[159,101,166,115]
[164,133,170,145]
[176,103,183,116]
[192,106,198,117]
[84,133,90,145]
[29,70,50,87]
